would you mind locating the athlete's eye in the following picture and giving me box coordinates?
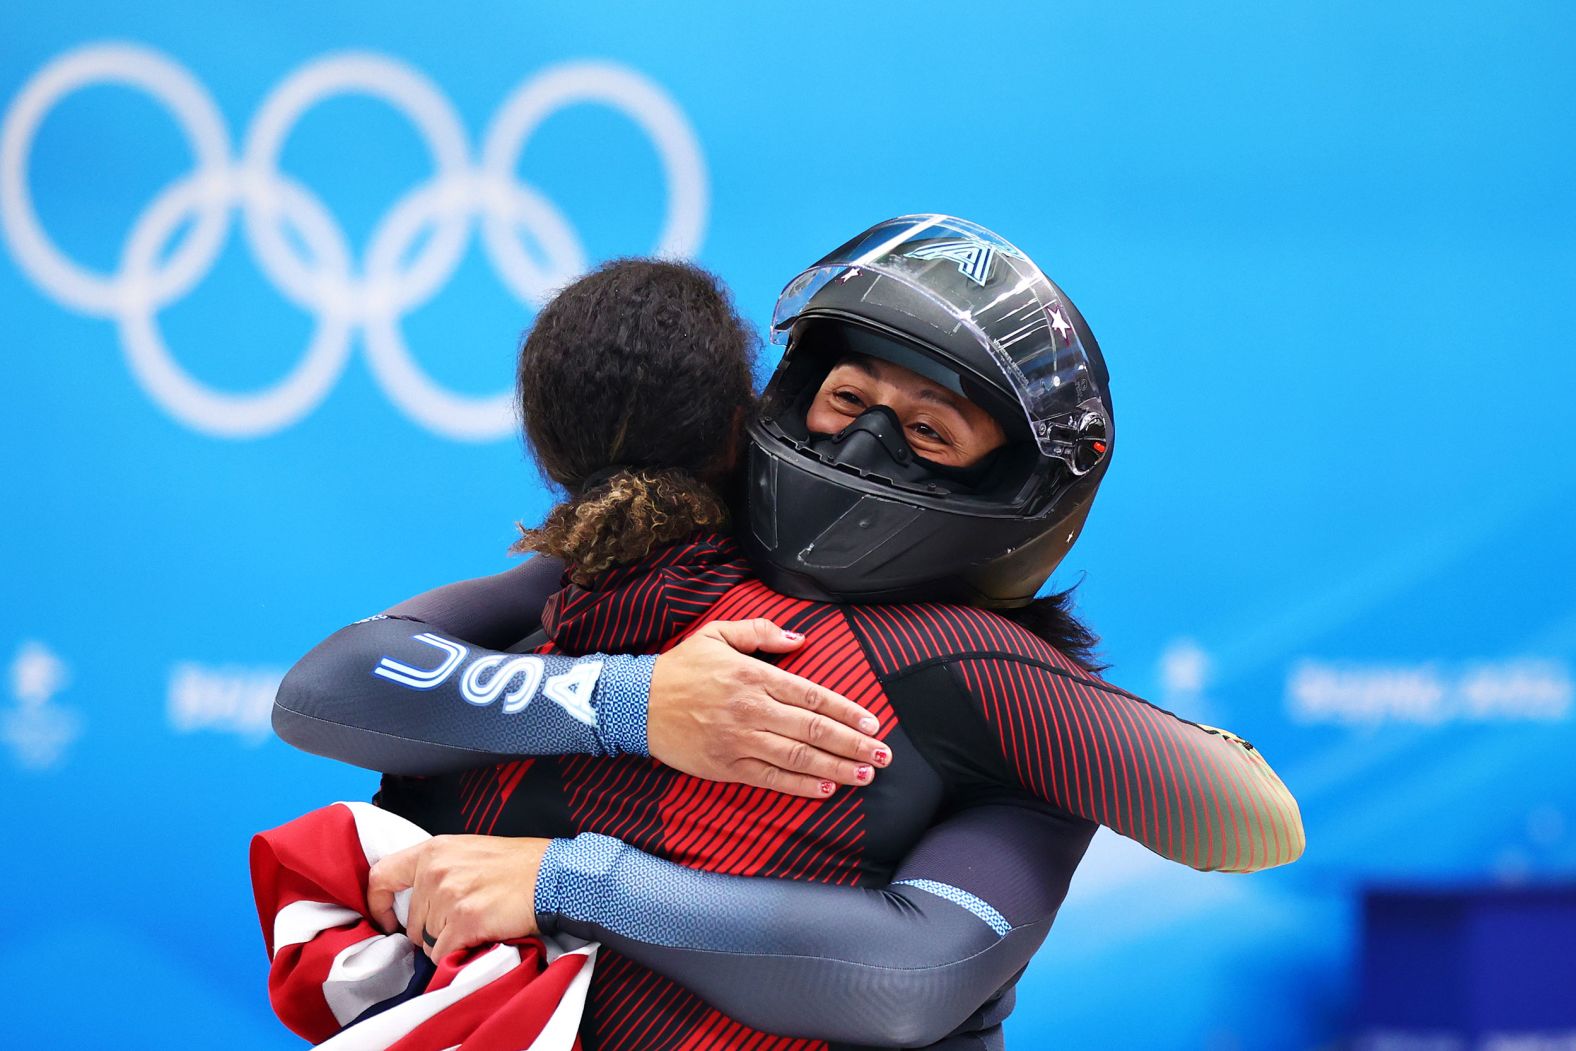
[909,422,947,445]
[833,390,866,410]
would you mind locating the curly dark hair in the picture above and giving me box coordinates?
[511,258,756,584]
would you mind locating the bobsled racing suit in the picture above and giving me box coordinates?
[277,535,1304,1050]
[279,554,1083,1048]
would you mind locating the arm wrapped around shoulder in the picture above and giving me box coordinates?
[272,614,651,774]
[949,655,1306,873]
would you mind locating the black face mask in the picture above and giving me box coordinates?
[806,405,999,493]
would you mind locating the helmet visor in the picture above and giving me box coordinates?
[773,215,1108,469]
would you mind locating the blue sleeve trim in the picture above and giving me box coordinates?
[535,832,735,947]
[590,654,653,757]
[535,833,621,924]
[892,879,1012,936]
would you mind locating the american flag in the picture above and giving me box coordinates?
[251,801,596,1050]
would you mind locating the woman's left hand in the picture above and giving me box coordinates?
[367,835,552,961]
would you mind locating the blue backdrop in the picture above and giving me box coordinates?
[3,2,1573,1047]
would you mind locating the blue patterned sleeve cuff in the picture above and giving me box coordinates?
[589,653,653,757]
[534,832,623,926]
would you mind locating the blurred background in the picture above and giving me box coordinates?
[3,1,1573,1047]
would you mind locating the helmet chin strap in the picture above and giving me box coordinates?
[806,405,1000,493]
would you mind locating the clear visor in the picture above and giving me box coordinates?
[773,215,1108,466]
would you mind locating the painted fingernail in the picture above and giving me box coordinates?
[820,780,835,795]
[783,630,804,641]
[859,715,880,733]
[873,748,889,766]
[855,765,873,782]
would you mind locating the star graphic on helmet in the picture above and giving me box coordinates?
[1049,307,1073,344]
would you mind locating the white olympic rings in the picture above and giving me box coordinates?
[0,42,708,439]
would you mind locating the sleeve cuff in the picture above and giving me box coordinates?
[534,833,625,930]
[590,653,654,757]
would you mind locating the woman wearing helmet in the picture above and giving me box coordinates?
[271,227,1302,1049]
[743,215,1114,611]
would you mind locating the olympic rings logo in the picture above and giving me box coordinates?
[0,43,707,439]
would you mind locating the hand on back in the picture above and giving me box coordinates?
[648,619,890,799]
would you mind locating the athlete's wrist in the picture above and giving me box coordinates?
[590,654,654,756]
[533,833,625,934]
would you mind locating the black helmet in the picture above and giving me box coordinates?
[741,214,1114,608]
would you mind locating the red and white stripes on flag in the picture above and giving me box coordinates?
[250,801,597,1050]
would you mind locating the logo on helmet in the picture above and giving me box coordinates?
[905,238,1024,287]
